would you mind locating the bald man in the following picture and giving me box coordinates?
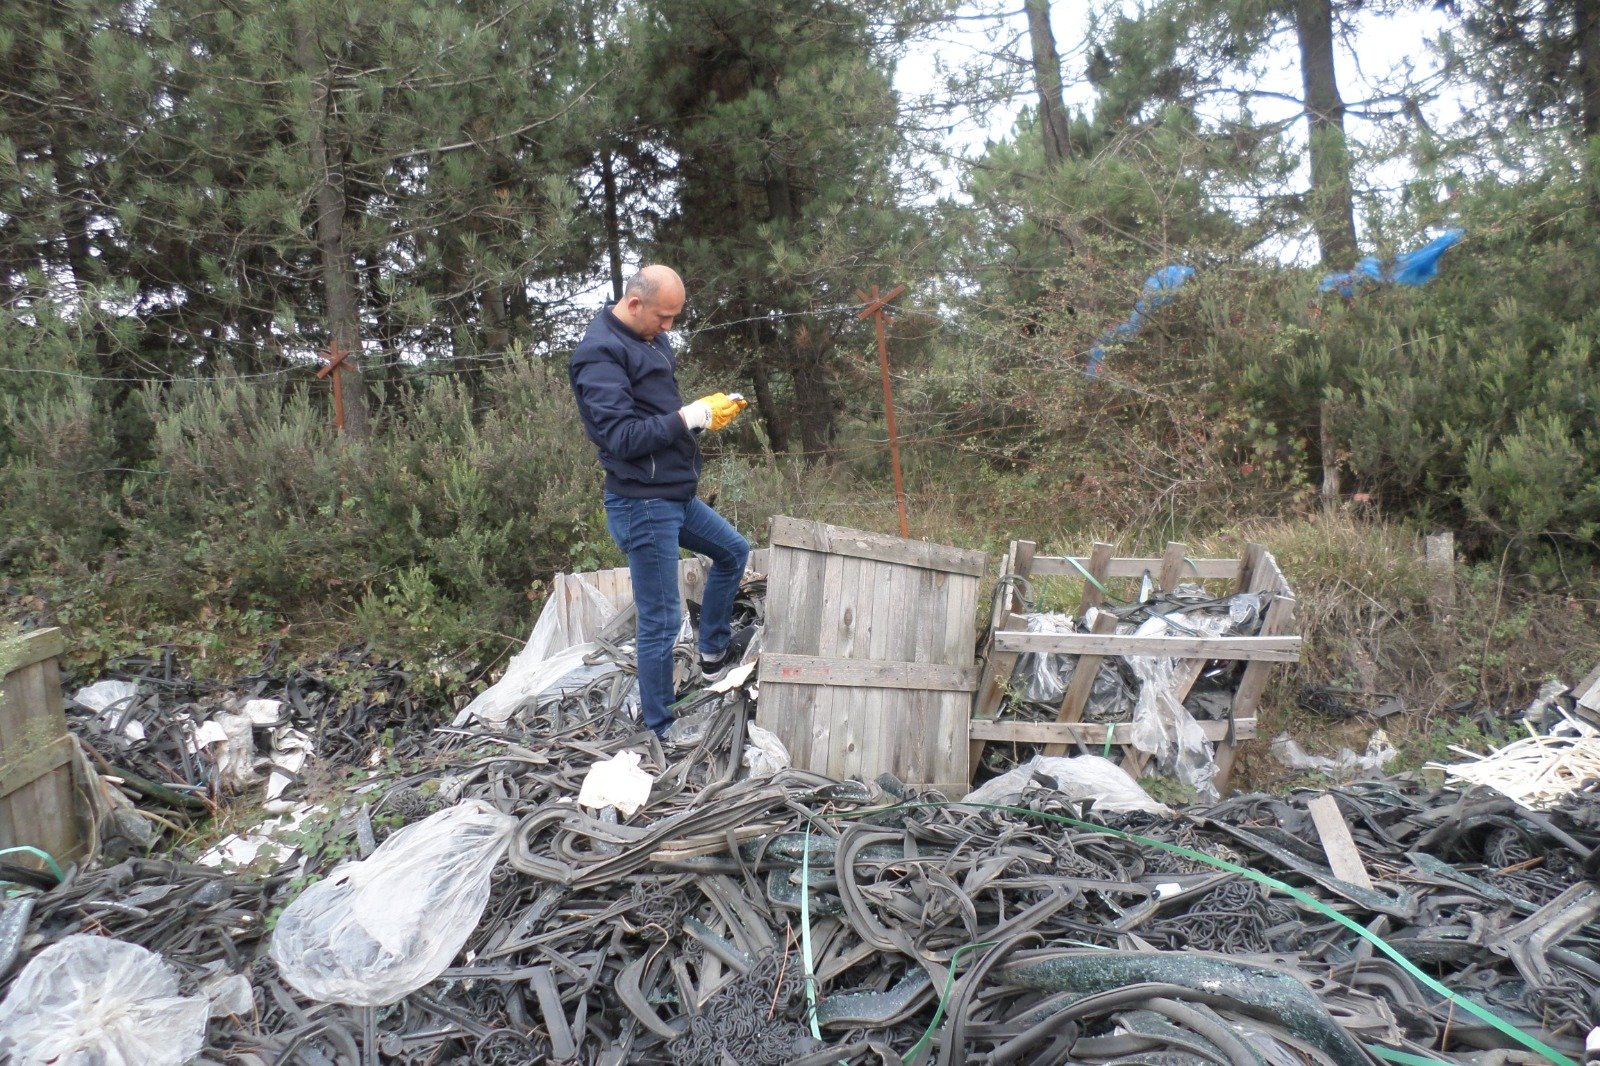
[568,266,751,739]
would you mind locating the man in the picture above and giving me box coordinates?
[569,265,751,739]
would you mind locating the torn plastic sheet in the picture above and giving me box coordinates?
[1272,730,1398,778]
[0,934,209,1066]
[963,754,1172,815]
[197,803,320,869]
[455,572,619,726]
[72,678,145,741]
[1126,613,1231,801]
[743,721,791,777]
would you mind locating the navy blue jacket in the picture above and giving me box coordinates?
[569,304,701,500]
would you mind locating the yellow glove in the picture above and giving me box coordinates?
[698,392,749,432]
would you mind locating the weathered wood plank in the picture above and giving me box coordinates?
[0,735,73,802]
[1576,659,1600,714]
[1031,556,1242,581]
[993,632,1301,661]
[1043,611,1120,757]
[969,542,1034,771]
[1308,794,1375,890]
[768,516,988,577]
[968,717,1256,744]
[1075,542,1114,613]
[5,628,66,674]
[1159,541,1190,591]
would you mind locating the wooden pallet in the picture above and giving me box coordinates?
[969,541,1298,792]
[1,628,87,870]
[757,518,986,793]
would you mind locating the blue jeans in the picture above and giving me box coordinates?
[603,493,750,734]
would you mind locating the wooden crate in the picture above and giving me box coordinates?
[969,540,1299,791]
[576,549,769,614]
[1,628,86,870]
[757,517,987,792]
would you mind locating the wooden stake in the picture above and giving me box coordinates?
[856,284,909,538]
[316,341,352,432]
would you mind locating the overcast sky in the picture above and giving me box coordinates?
[894,1,1460,262]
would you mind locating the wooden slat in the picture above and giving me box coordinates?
[1230,549,1298,720]
[0,735,73,801]
[762,656,977,693]
[1574,659,1600,714]
[993,632,1301,661]
[5,628,66,674]
[968,717,1256,744]
[969,541,1035,770]
[1076,542,1114,613]
[1307,794,1375,890]
[1031,556,1242,581]
[768,516,988,577]
[1159,541,1189,591]
[1043,611,1119,757]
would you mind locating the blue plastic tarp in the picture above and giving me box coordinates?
[1318,228,1464,296]
[1086,264,1195,376]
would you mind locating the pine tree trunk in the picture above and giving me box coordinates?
[293,14,370,438]
[601,148,624,300]
[746,311,789,453]
[1295,0,1359,268]
[1577,0,1600,217]
[1025,0,1073,169]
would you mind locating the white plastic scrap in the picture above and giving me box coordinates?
[209,711,257,791]
[271,800,518,1006]
[0,934,209,1066]
[1272,730,1398,778]
[197,802,319,869]
[73,678,145,741]
[963,754,1172,816]
[743,722,791,777]
[241,697,283,727]
[1433,716,1600,811]
[199,970,254,1019]
[72,678,140,714]
[576,750,654,817]
[266,726,315,805]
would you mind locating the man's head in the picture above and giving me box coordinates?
[611,265,686,340]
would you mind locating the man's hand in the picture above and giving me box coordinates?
[701,392,749,431]
[680,400,712,432]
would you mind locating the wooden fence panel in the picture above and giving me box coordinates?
[1,628,85,870]
[758,518,985,791]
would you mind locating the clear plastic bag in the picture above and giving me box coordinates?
[963,754,1171,815]
[1126,614,1230,801]
[270,800,518,1006]
[0,934,209,1066]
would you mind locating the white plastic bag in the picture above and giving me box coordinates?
[577,751,654,816]
[270,800,517,1006]
[454,572,619,725]
[0,934,209,1066]
[963,754,1171,815]
[743,722,791,778]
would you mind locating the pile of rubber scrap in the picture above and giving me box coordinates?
[5,635,1600,1064]
[60,644,455,850]
[5,581,1600,1065]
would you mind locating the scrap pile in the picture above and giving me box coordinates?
[2,582,1599,1065]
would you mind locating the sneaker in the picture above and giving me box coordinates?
[698,627,754,683]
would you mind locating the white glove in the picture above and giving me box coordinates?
[680,400,712,432]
